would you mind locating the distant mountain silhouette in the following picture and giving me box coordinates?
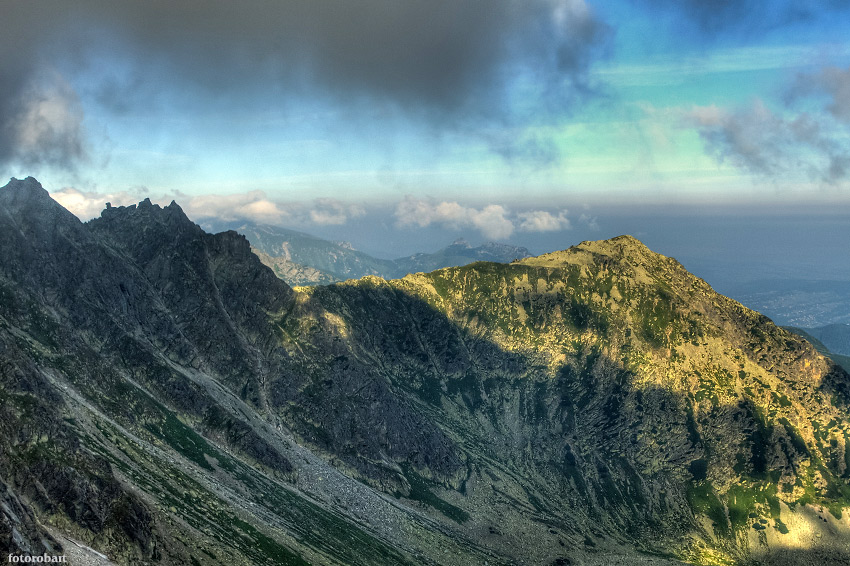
[222,222,531,285]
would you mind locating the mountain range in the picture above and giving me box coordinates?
[211,223,531,286]
[2,177,850,565]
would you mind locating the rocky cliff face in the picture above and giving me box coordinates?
[233,223,397,284]
[2,177,849,565]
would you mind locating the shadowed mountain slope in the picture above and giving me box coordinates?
[2,177,850,565]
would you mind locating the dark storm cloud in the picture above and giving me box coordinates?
[634,0,848,37]
[0,0,610,168]
[0,64,88,170]
[0,15,72,168]
[13,74,88,170]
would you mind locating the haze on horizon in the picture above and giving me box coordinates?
[1,1,849,283]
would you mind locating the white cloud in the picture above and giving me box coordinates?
[50,187,139,220]
[308,198,366,225]
[395,197,513,239]
[394,197,440,228]
[52,188,290,224]
[184,191,288,223]
[182,193,366,226]
[51,189,574,240]
[395,197,571,240]
[517,210,570,232]
[470,205,514,240]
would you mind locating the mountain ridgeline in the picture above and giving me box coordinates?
[2,177,850,565]
[224,223,532,286]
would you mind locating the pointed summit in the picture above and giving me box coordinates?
[2,175,47,193]
[520,234,663,268]
[0,176,81,228]
[1,176,53,207]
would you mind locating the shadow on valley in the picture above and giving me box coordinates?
[280,270,850,565]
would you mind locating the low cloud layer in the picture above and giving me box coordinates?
[578,212,600,231]
[395,198,515,240]
[180,192,365,227]
[50,189,575,241]
[50,187,139,219]
[517,210,572,232]
[395,197,571,240]
[308,198,366,226]
[183,192,290,224]
[50,187,368,227]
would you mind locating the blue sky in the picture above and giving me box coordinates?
[2,0,850,269]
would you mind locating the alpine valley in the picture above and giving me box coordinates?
[216,222,532,287]
[3,177,850,566]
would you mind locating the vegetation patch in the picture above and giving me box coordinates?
[636,291,678,348]
[726,484,760,530]
[144,411,217,471]
[398,463,470,523]
[687,481,727,535]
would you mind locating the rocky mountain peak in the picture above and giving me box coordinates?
[578,234,653,255]
[477,240,531,258]
[0,178,84,256]
[99,196,196,230]
[519,234,663,273]
[92,197,206,262]
[0,176,77,222]
[0,176,48,200]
